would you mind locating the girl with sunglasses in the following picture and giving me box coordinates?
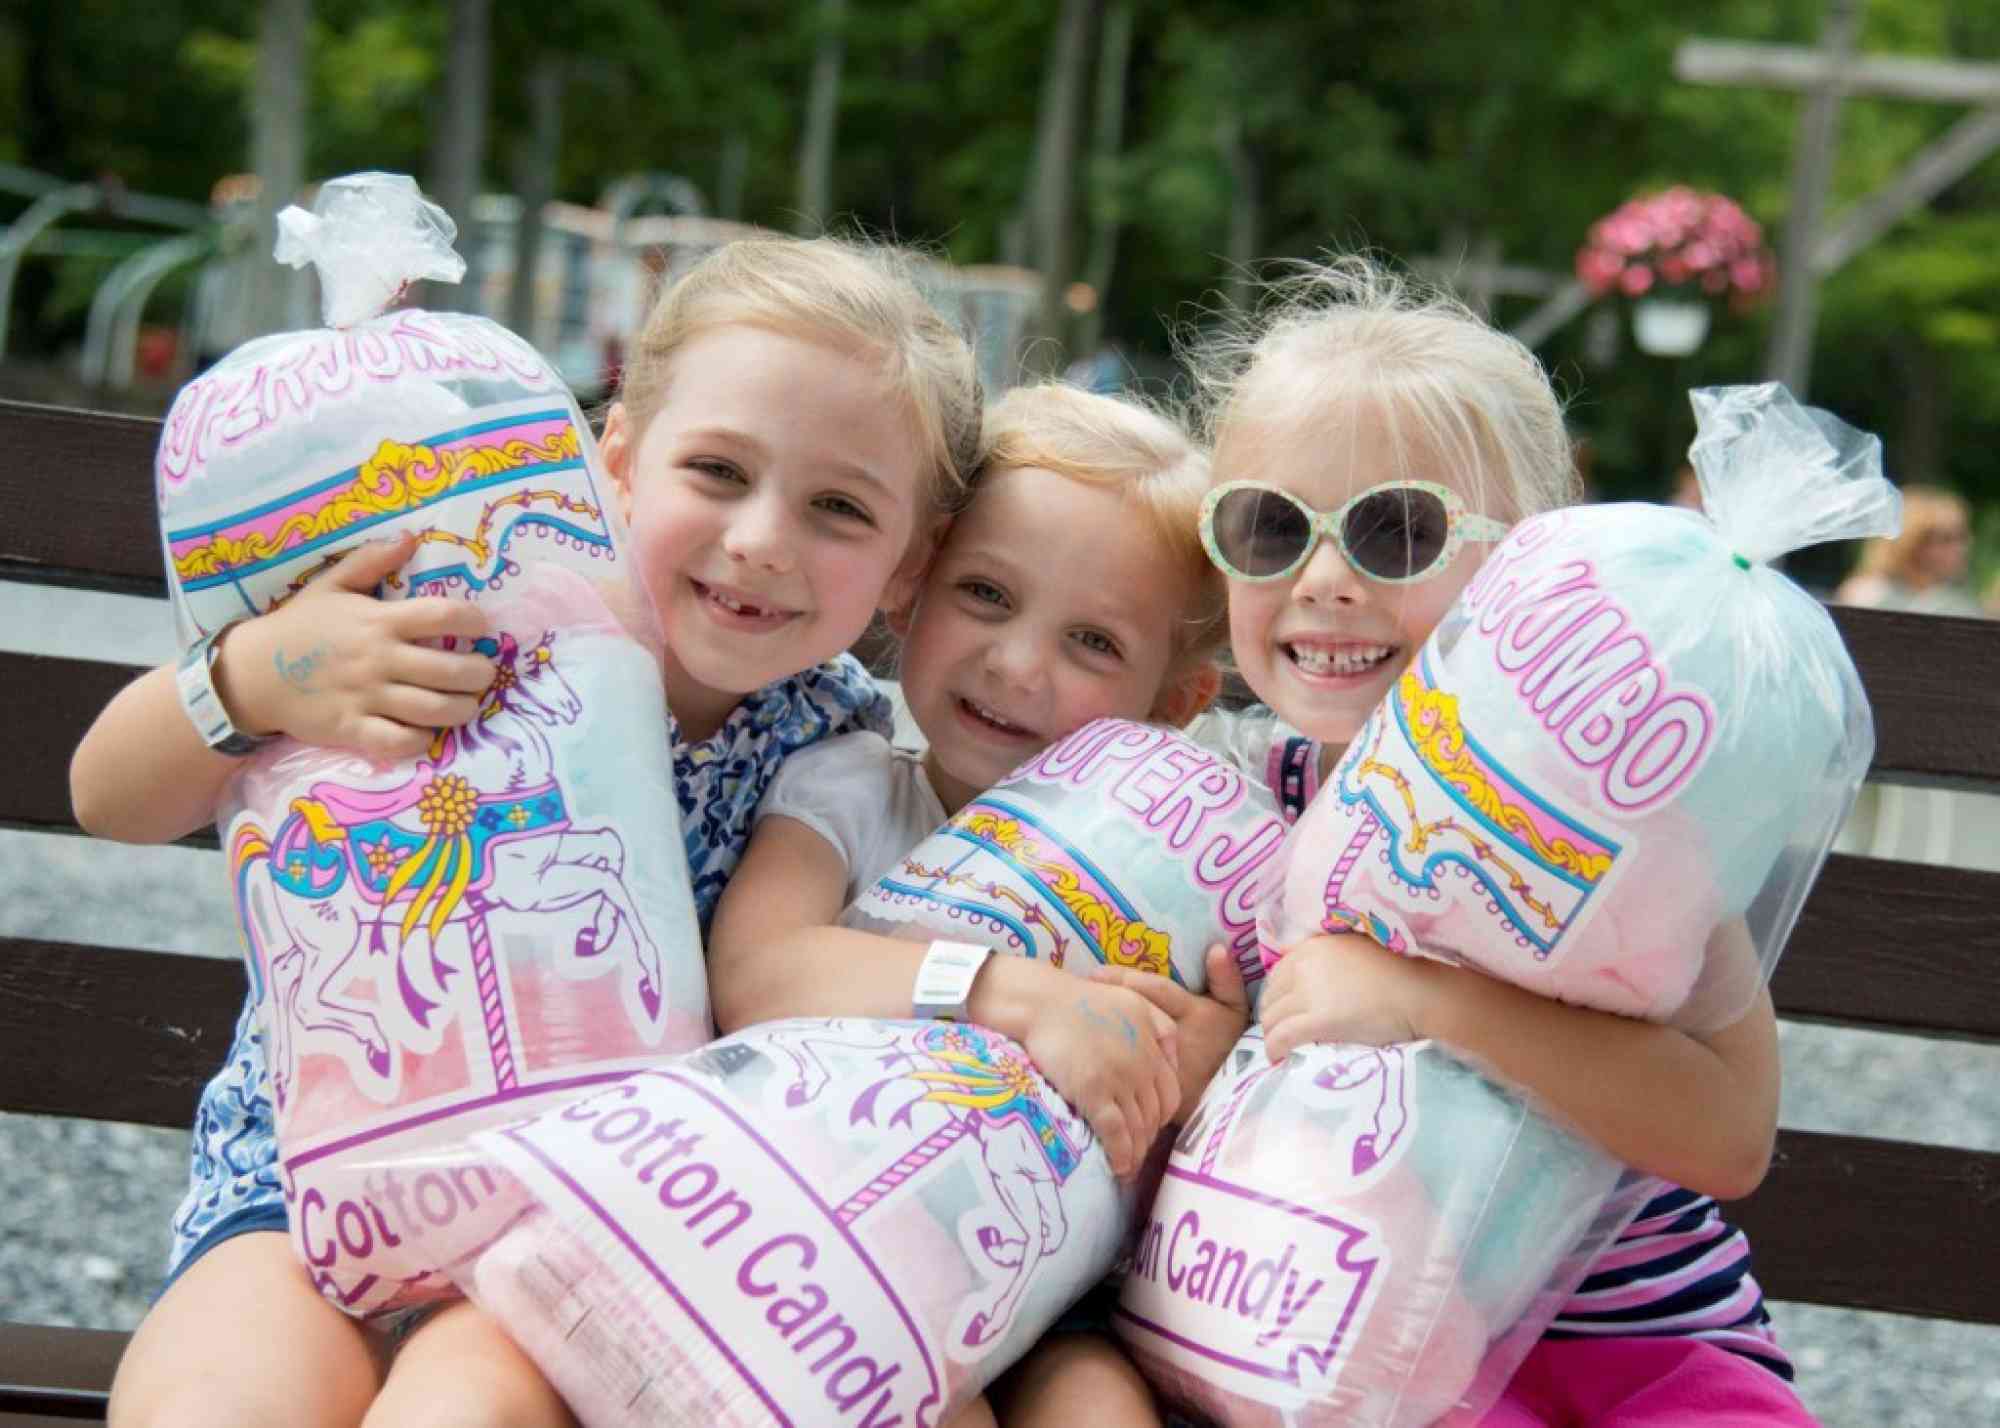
[1156,256,1817,1425]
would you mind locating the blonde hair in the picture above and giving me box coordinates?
[1854,484,1970,586]
[1188,255,1579,522]
[616,235,984,516]
[972,383,1226,672]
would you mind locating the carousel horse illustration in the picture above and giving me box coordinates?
[1306,1047,1413,1178]
[765,1019,1087,1353]
[1182,1038,1411,1183]
[230,627,665,1108]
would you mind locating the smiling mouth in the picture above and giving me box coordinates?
[958,696,1036,739]
[693,579,796,623]
[1286,642,1397,678]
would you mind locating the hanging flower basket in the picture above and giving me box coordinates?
[1575,187,1775,355]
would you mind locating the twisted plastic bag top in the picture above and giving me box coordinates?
[156,170,607,656]
[1688,382,1901,566]
[275,171,467,328]
[1259,383,1898,1032]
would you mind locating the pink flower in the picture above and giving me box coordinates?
[1576,187,1775,305]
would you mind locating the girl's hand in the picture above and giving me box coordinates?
[217,533,495,761]
[1260,932,1438,1062]
[1090,943,1251,1122]
[1021,980,1181,1180]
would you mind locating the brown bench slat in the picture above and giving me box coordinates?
[1829,604,2000,791]
[0,1321,125,1421]
[1776,851,2000,1042]
[3,654,144,839]
[1733,1128,2000,1323]
[0,402,163,597]
[0,939,243,1129]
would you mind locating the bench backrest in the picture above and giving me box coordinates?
[4,397,1998,1325]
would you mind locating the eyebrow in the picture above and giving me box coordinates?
[677,426,907,504]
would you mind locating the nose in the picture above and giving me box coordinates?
[1290,536,1364,607]
[983,627,1046,693]
[720,491,795,573]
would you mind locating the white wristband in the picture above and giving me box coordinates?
[912,940,993,1022]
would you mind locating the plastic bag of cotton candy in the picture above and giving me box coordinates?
[1269,382,1894,1033]
[1117,1029,1651,1427]
[370,719,1290,1426]
[160,173,705,1319]
[1116,384,1897,1425]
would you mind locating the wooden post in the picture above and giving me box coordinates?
[246,0,310,337]
[1767,0,1863,399]
[795,0,848,233]
[1024,0,1101,371]
[1075,0,1133,361]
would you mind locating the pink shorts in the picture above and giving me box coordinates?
[1480,1337,1820,1427]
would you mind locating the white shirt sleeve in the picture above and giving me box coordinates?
[756,732,949,899]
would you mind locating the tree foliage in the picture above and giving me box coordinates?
[6,0,2000,576]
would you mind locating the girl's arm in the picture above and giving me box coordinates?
[71,535,493,844]
[709,815,1184,1178]
[1260,932,1779,1201]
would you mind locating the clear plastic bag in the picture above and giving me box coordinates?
[1118,1029,1646,1427]
[1269,382,1892,1031]
[155,172,706,1319]
[385,718,1291,1423]
[1120,384,1896,1423]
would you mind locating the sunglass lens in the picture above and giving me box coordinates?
[1343,487,1450,580]
[1213,487,1312,577]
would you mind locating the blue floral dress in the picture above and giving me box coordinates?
[163,656,891,1282]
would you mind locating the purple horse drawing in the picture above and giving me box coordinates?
[230,629,664,1108]
[765,1019,1085,1353]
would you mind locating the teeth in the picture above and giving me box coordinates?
[965,699,1029,734]
[1290,643,1392,676]
[711,589,769,616]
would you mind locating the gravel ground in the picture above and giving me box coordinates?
[4,584,1997,1424]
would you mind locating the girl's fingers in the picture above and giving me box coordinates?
[1128,1084,1157,1163]
[392,596,491,644]
[1094,966,1191,1018]
[354,715,434,764]
[379,685,483,731]
[1257,986,1293,1031]
[1095,1101,1132,1178]
[1206,943,1252,1014]
[390,644,498,696]
[1264,1016,1298,1064]
[324,533,418,593]
[1153,1046,1184,1125]
[1126,1089,1157,1175]
[1148,1005,1179,1066]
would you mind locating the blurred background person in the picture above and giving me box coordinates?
[1834,484,1983,617]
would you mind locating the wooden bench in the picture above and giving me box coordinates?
[4,395,1999,1421]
